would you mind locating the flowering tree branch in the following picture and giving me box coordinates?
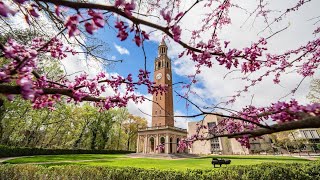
[201,115,320,139]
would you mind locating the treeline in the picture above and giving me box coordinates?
[0,98,147,151]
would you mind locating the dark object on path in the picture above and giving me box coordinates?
[211,158,231,168]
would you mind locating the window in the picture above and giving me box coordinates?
[158,62,161,69]
[211,137,220,151]
[207,122,216,129]
[207,122,216,133]
[159,110,161,114]
[310,130,315,139]
[166,62,169,68]
[302,130,308,138]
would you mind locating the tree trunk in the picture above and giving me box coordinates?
[0,99,5,142]
[127,138,130,151]
[90,127,97,150]
[117,123,121,150]
[73,121,89,149]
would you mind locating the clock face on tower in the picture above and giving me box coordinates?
[166,74,171,80]
[156,73,162,80]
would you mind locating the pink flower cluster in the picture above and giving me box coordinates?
[155,143,165,152]
[221,100,320,147]
[178,100,320,150]
[0,1,16,17]
[85,9,105,34]
[1,38,68,107]
[64,9,105,37]
[114,0,136,17]
[65,15,80,37]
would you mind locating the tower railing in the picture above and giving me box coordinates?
[138,125,187,132]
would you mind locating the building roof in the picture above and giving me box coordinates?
[159,39,167,47]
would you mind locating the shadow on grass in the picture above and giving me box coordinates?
[4,154,123,164]
[196,156,309,162]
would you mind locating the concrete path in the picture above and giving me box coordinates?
[0,157,20,163]
[292,156,318,161]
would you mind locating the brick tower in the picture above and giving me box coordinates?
[137,40,187,154]
[152,40,174,127]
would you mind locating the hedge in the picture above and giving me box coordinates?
[0,145,134,158]
[0,161,320,180]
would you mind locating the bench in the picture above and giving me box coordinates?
[211,158,231,168]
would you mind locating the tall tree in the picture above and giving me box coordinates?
[123,115,147,151]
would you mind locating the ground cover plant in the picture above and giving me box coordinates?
[1,161,320,180]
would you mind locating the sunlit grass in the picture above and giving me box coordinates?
[4,154,311,170]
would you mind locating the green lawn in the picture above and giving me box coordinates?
[4,154,311,171]
[5,154,124,164]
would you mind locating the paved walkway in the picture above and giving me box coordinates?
[0,157,21,163]
[292,156,318,161]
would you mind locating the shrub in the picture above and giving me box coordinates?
[0,145,133,158]
[0,161,319,180]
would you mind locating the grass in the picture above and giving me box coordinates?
[5,154,124,164]
[4,154,311,171]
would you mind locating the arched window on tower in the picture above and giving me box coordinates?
[166,62,169,68]
[158,61,161,69]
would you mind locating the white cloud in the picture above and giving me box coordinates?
[174,110,190,129]
[114,43,130,55]
[126,94,153,126]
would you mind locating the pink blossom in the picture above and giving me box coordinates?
[160,9,171,24]
[171,25,181,42]
[88,9,105,28]
[64,15,80,37]
[141,31,149,40]
[0,1,16,17]
[174,12,184,20]
[115,21,128,41]
[28,6,39,17]
[13,0,28,4]
[134,35,141,46]
[85,22,95,34]
[114,0,125,7]
[124,1,135,17]
[55,5,61,17]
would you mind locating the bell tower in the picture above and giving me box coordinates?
[136,40,187,154]
[152,40,174,127]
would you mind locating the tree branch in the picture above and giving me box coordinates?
[38,0,241,58]
[0,84,110,102]
[202,115,320,139]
